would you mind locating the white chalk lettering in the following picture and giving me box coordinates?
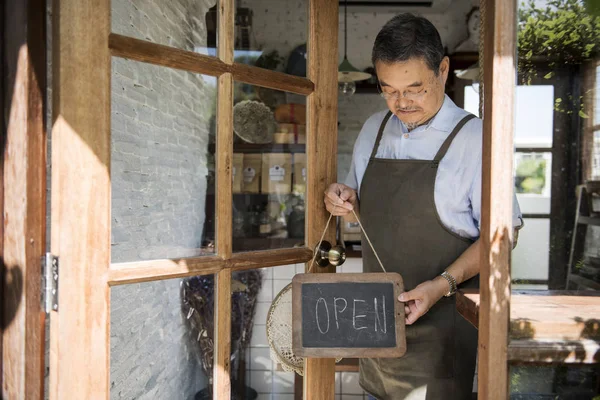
[333,297,348,329]
[374,296,386,333]
[353,299,367,330]
[315,298,330,334]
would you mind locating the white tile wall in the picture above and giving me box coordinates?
[341,372,364,394]
[272,371,295,393]
[273,264,297,280]
[257,281,273,303]
[250,347,273,371]
[254,301,270,326]
[251,370,273,394]
[340,258,363,274]
[250,325,269,348]
[273,279,291,297]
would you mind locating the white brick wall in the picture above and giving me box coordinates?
[110,1,216,399]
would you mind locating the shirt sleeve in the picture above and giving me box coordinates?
[343,112,384,194]
[344,156,359,191]
[470,157,524,232]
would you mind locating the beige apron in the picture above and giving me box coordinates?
[359,112,479,400]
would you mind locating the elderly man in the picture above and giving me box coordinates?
[325,14,522,400]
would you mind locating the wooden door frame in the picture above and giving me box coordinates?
[2,0,47,398]
[478,0,517,398]
[50,0,338,398]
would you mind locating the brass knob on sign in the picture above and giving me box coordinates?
[314,241,347,267]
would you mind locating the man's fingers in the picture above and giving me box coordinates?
[324,190,354,211]
[406,310,422,325]
[340,188,355,202]
[398,289,419,303]
[324,198,350,216]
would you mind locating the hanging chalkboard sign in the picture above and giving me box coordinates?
[292,273,406,358]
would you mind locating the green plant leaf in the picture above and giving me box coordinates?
[579,110,590,118]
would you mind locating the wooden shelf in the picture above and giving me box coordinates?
[567,273,600,290]
[209,143,306,154]
[457,289,600,364]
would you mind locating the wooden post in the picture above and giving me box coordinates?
[304,0,339,398]
[50,0,110,397]
[213,0,234,398]
[478,0,517,398]
[2,0,46,398]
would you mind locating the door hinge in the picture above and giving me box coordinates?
[41,253,59,313]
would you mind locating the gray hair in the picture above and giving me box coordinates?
[372,13,445,75]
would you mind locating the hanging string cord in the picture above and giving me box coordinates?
[308,206,388,275]
[344,0,348,57]
[350,209,387,274]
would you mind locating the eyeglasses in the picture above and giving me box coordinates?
[377,83,427,101]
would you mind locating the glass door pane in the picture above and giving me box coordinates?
[110,274,215,399]
[111,59,217,263]
[230,81,307,253]
[111,0,217,56]
[234,0,308,77]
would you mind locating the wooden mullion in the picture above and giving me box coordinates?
[107,247,313,285]
[478,0,517,399]
[304,0,339,398]
[108,256,225,286]
[109,34,314,95]
[2,0,46,398]
[50,0,111,397]
[230,247,313,271]
[109,34,228,76]
[230,62,314,95]
[213,0,234,398]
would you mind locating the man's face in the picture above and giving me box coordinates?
[375,57,449,130]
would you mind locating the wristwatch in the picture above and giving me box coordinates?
[440,270,458,297]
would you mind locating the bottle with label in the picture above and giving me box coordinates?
[259,210,272,238]
[245,205,259,237]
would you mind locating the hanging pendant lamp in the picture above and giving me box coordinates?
[338,0,370,95]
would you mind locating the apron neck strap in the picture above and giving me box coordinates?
[432,114,476,163]
[369,111,394,159]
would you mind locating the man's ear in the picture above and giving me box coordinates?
[439,56,450,79]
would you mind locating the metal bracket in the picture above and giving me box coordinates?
[41,253,59,313]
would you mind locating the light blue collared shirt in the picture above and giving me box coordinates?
[345,95,522,240]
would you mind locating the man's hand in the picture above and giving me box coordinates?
[398,278,448,325]
[324,183,358,217]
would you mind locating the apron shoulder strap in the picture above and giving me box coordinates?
[432,114,476,164]
[369,111,394,159]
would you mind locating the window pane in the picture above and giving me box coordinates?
[110,274,214,399]
[464,85,555,148]
[234,0,308,77]
[512,218,550,284]
[230,265,300,399]
[514,152,552,215]
[111,0,217,56]
[111,59,216,262]
[230,81,307,252]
